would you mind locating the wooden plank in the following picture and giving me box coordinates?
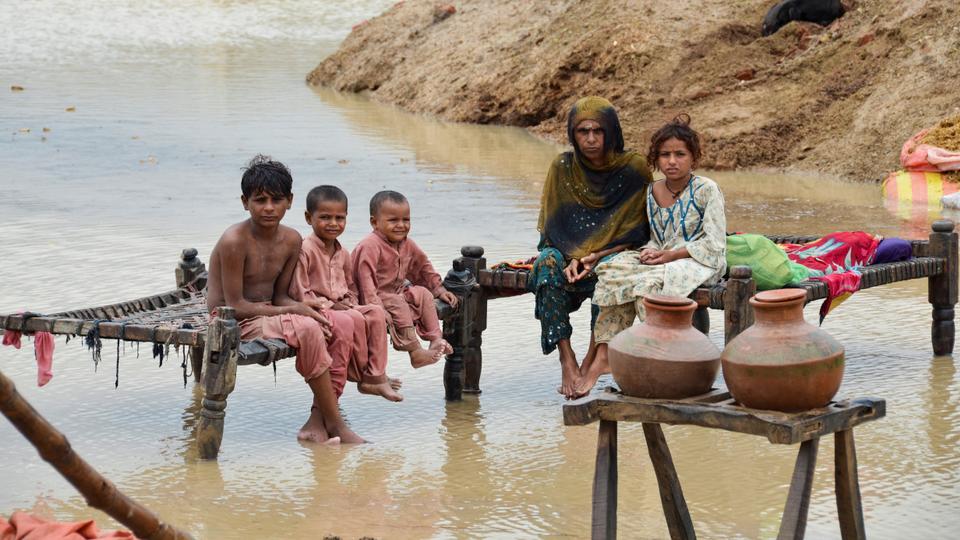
[777,438,819,540]
[478,270,493,287]
[834,430,866,540]
[237,339,295,366]
[592,420,618,540]
[643,423,696,540]
[501,270,517,289]
[563,393,885,444]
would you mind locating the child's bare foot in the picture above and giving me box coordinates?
[329,424,367,444]
[430,339,454,356]
[388,376,403,390]
[358,380,404,402]
[298,408,334,443]
[410,348,440,369]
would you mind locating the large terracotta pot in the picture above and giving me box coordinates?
[721,289,844,412]
[608,294,720,399]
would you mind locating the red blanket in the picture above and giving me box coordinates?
[780,232,881,323]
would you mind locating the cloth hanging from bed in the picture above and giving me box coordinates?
[780,231,882,323]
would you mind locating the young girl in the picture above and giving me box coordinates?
[575,114,727,397]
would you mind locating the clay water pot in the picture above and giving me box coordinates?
[608,294,720,399]
[721,289,844,412]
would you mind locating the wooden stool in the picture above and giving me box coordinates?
[563,390,886,540]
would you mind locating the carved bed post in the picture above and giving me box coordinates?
[458,246,487,395]
[176,248,207,383]
[724,266,756,345]
[196,306,239,460]
[442,246,486,400]
[928,220,957,356]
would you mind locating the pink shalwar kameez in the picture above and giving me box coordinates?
[351,230,445,351]
[292,235,389,391]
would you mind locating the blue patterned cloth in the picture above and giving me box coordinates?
[527,247,600,355]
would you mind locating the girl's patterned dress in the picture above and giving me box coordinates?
[592,175,727,343]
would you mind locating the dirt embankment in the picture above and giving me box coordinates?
[308,0,960,181]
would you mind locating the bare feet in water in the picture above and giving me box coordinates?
[358,380,404,402]
[297,408,340,445]
[389,376,403,390]
[326,419,367,444]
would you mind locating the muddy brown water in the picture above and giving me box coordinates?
[1,2,958,538]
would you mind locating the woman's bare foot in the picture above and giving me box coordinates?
[358,380,404,402]
[388,376,403,390]
[578,336,599,377]
[298,408,335,443]
[557,339,581,399]
[410,348,440,368]
[573,345,610,398]
[429,339,454,356]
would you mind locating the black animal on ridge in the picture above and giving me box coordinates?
[762,0,845,36]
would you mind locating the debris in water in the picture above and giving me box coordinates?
[140,155,158,165]
[65,106,76,112]
[18,128,30,133]
[337,159,349,164]
[42,127,51,133]
[11,85,24,92]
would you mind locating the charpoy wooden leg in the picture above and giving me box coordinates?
[459,246,487,394]
[642,423,696,540]
[723,266,756,345]
[834,430,866,540]
[175,247,206,289]
[777,438,820,540]
[593,420,618,540]
[928,220,957,356]
[692,305,710,336]
[196,307,239,460]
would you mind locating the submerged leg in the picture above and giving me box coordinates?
[307,370,365,444]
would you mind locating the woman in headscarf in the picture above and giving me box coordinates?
[528,96,652,399]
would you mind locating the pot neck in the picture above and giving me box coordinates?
[644,302,695,328]
[751,297,805,325]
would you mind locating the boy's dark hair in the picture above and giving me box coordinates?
[306,185,348,213]
[369,190,408,217]
[647,114,703,171]
[241,154,293,199]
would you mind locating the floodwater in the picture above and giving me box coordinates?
[1,1,957,539]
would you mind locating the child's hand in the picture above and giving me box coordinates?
[304,297,334,311]
[290,302,333,337]
[438,289,459,308]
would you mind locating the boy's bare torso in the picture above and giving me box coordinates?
[207,220,301,313]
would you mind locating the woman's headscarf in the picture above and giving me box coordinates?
[537,96,651,259]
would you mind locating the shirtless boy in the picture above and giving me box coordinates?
[206,155,364,444]
[352,190,458,368]
[291,185,403,402]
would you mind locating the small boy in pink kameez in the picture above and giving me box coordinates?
[291,185,403,402]
[352,191,459,368]
[206,156,364,444]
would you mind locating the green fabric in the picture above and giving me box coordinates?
[726,234,810,290]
